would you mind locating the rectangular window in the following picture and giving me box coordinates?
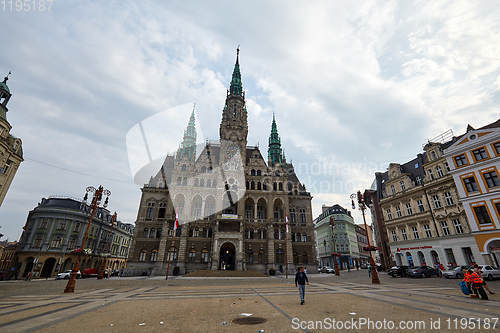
[411,226,419,239]
[416,176,422,185]
[400,180,405,191]
[441,221,450,236]
[453,219,464,234]
[401,228,407,240]
[432,195,441,209]
[417,200,424,213]
[496,202,500,216]
[395,205,402,218]
[391,230,398,242]
[444,191,454,206]
[436,165,444,178]
[483,171,499,188]
[494,142,500,155]
[423,224,432,238]
[427,169,434,181]
[473,205,492,224]
[406,203,412,215]
[454,154,468,167]
[386,209,392,220]
[445,162,450,172]
[391,185,395,195]
[463,176,479,193]
[472,147,488,161]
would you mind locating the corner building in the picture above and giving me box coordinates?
[127,50,317,275]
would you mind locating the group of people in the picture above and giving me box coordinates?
[462,264,495,300]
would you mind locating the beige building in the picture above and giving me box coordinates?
[126,50,317,276]
[378,134,479,267]
[443,120,500,267]
[0,74,23,206]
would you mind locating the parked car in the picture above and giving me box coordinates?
[56,270,81,280]
[478,265,500,281]
[320,266,335,273]
[81,268,98,278]
[442,266,469,279]
[388,266,410,278]
[360,263,368,269]
[407,266,438,278]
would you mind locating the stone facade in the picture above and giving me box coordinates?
[375,136,480,268]
[443,120,500,267]
[126,50,317,276]
[16,197,134,279]
[0,74,23,207]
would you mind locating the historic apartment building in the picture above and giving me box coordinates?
[0,73,23,206]
[314,204,360,269]
[375,133,480,268]
[16,197,134,279]
[443,119,500,267]
[127,50,317,276]
[0,241,18,280]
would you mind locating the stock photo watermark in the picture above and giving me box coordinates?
[1,0,54,12]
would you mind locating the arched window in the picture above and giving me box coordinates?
[158,202,167,219]
[299,209,306,225]
[201,249,209,263]
[302,233,307,242]
[251,169,256,176]
[290,209,296,224]
[257,182,262,190]
[156,229,161,238]
[146,202,155,220]
[247,249,254,264]
[296,232,301,242]
[188,249,196,263]
[151,250,158,262]
[278,183,283,191]
[273,182,277,191]
[143,228,149,238]
[191,195,202,218]
[257,170,262,176]
[168,247,177,261]
[251,181,255,190]
[139,250,147,262]
[149,228,155,238]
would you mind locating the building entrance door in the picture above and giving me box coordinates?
[219,242,236,270]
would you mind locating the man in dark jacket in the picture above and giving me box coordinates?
[295,266,309,305]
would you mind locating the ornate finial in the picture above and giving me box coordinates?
[2,71,11,84]
[237,45,240,56]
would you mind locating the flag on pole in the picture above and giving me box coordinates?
[285,215,289,233]
[174,213,179,231]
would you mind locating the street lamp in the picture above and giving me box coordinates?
[350,191,380,284]
[64,186,111,293]
[329,217,340,276]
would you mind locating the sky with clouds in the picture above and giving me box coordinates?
[1,0,499,241]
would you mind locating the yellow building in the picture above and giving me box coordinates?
[0,73,23,206]
[443,120,500,267]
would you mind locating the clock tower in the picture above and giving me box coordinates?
[219,47,248,168]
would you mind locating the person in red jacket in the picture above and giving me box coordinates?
[469,269,488,300]
[462,269,476,298]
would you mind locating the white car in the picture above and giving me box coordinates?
[56,270,81,280]
[478,265,500,281]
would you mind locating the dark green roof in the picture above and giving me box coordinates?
[0,81,9,93]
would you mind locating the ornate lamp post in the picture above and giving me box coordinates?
[329,217,340,276]
[351,191,380,284]
[64,186,111,293]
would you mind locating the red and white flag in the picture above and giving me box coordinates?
[174,213,179,231]
[285,215,289,233]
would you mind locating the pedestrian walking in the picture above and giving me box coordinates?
[473,264,495,295]
[295,266,309,305]
[368,265,371,277]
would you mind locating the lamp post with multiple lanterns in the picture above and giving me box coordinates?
[350,191,380,284]
[64,186,111,293]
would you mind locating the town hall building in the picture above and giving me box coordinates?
[126,49,317,275]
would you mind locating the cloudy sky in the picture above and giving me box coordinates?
[1,0,499,240]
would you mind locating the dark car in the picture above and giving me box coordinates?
[388,266,410,278]
[407,266,438,278]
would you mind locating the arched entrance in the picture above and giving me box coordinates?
[22,257,35,277]
[63,258,72,271]
[417,251,426,266]
[406,252,414,267]
[430,250,439,265]
[395,253,402,266]
[487,239,500,267]
[219,242,236,270]
[40,258,56,278]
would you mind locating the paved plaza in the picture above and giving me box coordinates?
[0,271,499,332]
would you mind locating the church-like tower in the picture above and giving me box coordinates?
[268,113,283,166]
[176,107,197,161]
[219,48,248,165]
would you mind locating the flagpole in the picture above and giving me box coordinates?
[165,213,178,281]
[285,215,289,279]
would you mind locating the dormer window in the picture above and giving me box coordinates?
[431,151,437,160]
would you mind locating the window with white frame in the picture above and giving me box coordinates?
[391,185,395,195]
[440,221,450,236]
[386,209,392,220]
[391,230,398,242]
[395,205,402,218]
[411,226,419,239]
[427,169,434,181]
[401,228,407,240]
[445,162,450,172]
[432,195,441,209]
[406,203,413,215]
[444,191,454,206]
[417,199,424,213]
[453,219,464,234]
[416,176,422,185]
[423,224,432,238]
[436,165,444,178]
[400,180,405,191]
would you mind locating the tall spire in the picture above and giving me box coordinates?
[229,46,243,97]
[176,104,197,161]
[268,112,283,165]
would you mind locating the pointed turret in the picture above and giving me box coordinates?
[268,113,283,166]
[229,47,243,97]
[176,105,197,161]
